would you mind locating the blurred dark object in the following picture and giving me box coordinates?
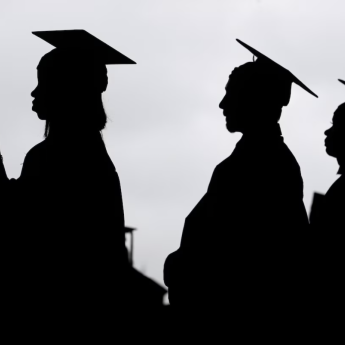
[125,226,168,309]
[309,192,325,225]
[129,268,167,308]
[125,226,136,265]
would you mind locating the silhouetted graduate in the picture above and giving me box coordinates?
[311,85,345,228]
[307,84,345,333]
[164,40,317,319]
[0,30,135,329]
[320,99,345,228]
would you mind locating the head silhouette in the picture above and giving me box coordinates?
[325,103,345,165]
[31,48,108,136]
[219,60,292,134]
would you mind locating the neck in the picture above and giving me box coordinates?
[242,122,281,137]
[46,121,100,140]
[337,157,345,174]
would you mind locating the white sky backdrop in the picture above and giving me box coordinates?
[0,0,344,285]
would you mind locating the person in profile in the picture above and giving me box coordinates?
[164,40,317,320]
[0,30,136,330]
[320,83,345,225]
[311,86,345,227]
[307,81,345,335]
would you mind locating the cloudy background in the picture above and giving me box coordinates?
[0,0,344,286]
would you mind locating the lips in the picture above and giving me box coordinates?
[32,101,38,111]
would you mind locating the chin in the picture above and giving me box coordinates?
[36,111,47,120]
[226,122,238,133]
[325,146,336,158]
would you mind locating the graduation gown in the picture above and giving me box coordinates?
[164,124,309,314]
[311,172,345,229]
[308,172,345,330]
[1,131,129,324]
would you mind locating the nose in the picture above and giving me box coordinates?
[219,96,225,110]
[31,86,38,98]
[324,127,332,136]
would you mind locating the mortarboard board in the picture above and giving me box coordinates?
[125,226,136,233]
[32,30,136,65]
[339,79,345,86]
[236,39,318,99]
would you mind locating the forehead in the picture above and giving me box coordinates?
[225,72,244,91]
[225,78,230,90]
[333,103,345,122]
[335,103,345,115]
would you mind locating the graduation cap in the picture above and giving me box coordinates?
[339,79,345,86]
[236,39,318,99]
[32,30,136,65]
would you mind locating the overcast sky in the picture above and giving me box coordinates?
[0,0,344,286]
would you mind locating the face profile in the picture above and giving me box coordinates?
[30,49,111,136]
[219,63,259,134]
[31,63,62,121]
[325,103,345,159]
[218,63,280,134]
[219,77,251,133]
[30,30,135,129]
